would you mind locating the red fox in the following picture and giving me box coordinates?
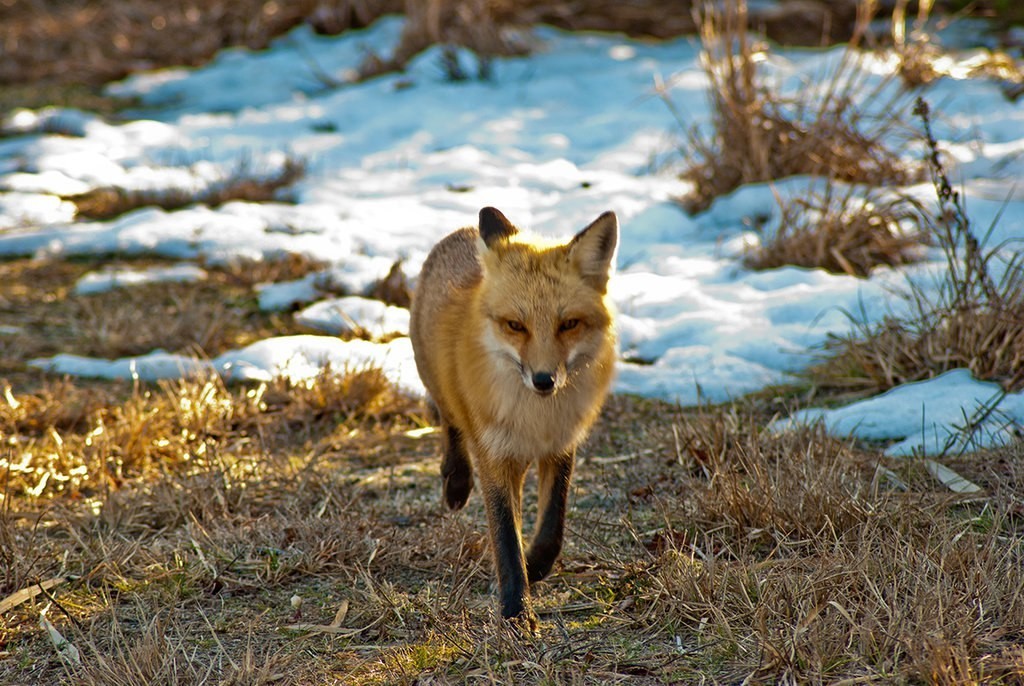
[410,206,618,629]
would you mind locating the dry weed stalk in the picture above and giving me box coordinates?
[812,97,1024,396]
[677,0,920,214]
[745,183,929,277]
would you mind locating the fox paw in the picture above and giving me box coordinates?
[443,472,472,510]
[501,605,539,635]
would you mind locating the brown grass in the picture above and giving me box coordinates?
[3,3,1024,683]
[890,0,943,88]
[2,383,1022,684]
[744,184,929,277]
[809,98,1024,397]
[67,157,306,221]
[675,0,921,214]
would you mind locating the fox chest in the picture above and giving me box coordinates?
[474,391,592,461]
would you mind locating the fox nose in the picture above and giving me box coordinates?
[531,372,556,393]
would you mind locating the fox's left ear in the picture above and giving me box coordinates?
[568,211,618,292]
[479,207,518,249]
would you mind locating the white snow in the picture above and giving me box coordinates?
[3,18,1023,455]
[296,296,410,338]
[75,264,207,295]
[31,335,424,396]
[780,370,1024,457]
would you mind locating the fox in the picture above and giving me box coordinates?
[409,206,618,630]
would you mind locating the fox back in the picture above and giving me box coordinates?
[410,206,618,630]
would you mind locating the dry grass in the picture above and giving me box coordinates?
[366,260,413,308]
[3,3,1024,683]
[67,157,306,222]
[810,98,1024,397]
[744,183,929,277]
[2,381,1022,684]
[675,0,921,214]
[890,0,943,89]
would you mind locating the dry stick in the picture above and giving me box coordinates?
[0,576,68,614]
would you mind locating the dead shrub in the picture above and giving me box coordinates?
[744,183,929,277]
[810,97,1024,397]
[676,0,920,214]
[68,157,306,222]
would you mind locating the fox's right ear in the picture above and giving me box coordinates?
[478,207,518,249]
[569,211,618,292]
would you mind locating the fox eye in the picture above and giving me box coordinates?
[559,318,580,332]
[505,319,527,334]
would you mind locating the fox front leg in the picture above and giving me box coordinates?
[480,464,537,630]
[526,451,574,583]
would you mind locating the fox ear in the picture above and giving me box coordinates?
[478,207,518,249]
[569,211,618,292]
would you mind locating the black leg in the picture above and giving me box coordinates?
[526,451,574,584]
[440,422,473,510]
[481,468,537,631]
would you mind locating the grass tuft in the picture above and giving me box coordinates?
[745,183,930,277]
[674,0,920,215]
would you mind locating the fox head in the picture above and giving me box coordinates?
[475,206,618,396]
